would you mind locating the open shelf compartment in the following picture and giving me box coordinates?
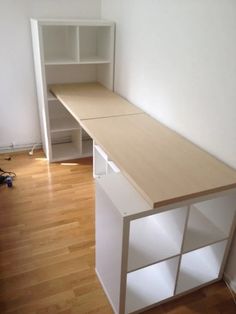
[51,129,81,161]
[176,240,227,295]
[183,195,236,252]
[79,26,112,64]
[125,256,179,314]
[128,207,187,272]
[42,25,78,64]
[95,170,236,314]
[48,100,80,132]
[50,117,79,133]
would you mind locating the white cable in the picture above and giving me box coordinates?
[29,144,37,156]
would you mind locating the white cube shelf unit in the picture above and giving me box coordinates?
[96,172,236,314]
[31,19,114,162]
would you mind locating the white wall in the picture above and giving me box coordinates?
[101,0,236,290]
[0,0,101,149]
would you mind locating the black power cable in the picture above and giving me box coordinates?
[0,168,16,187]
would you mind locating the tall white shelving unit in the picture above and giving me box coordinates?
[94,145,236,314]
[31,19,115,162]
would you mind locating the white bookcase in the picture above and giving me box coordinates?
[95,170,236,314]
[31,19,114,162]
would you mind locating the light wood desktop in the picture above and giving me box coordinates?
[82,113,236,208]
[50,82,236,208]
[50,82,143,122]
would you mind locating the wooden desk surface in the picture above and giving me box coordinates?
[81,114,236,208]
[50,83,143,121]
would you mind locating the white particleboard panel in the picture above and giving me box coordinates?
[96,172,150,217]
[95,182,125,314]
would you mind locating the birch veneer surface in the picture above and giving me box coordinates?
[50,82,143,121]
[81,114,236,208]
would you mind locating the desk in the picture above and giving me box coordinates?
[51,83,236,314]
[81,113,236,208]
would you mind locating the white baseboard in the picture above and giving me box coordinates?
[224,273,236,293]
[0,136,75,154]
[0,143,42,154]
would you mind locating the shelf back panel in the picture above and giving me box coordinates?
[42,25,78,63]
[45,64,97,85]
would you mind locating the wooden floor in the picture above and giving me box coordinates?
[0,150,235,314]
